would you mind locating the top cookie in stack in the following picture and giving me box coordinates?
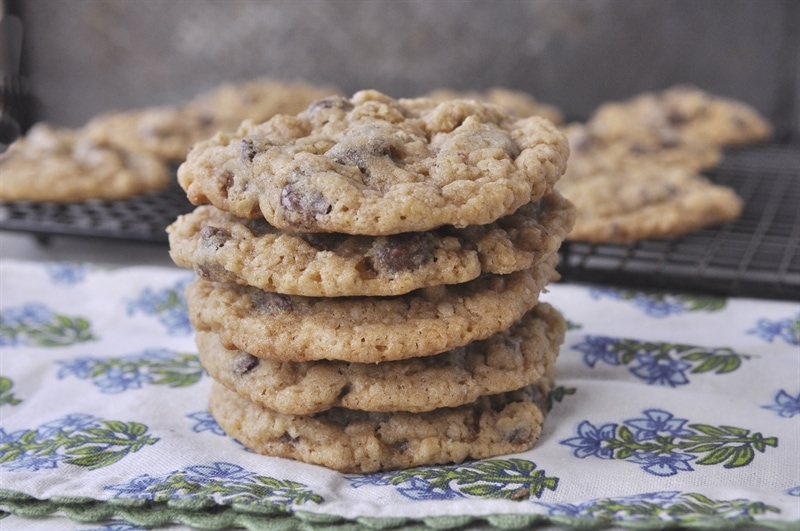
[168,89,575,473]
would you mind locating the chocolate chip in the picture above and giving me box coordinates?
[307,96,354,112]
[199,226,231,250]
[278,433,300,445]
[251,291,293,313]
[240,138,257,162]
[241,218,274,237]
[370,233,435,273]
[508,427,532,444]
[219,170,235,199]
[279,183,332,230]
[232,352,260,376]
[302,232,350,252]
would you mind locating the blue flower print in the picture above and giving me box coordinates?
[187,411,226,436]
[105,462,323,507]
[624,409,694,442]
[126,277,193,335]
[573,335,622,367]
[573,336,751,387]
[629,354,691,387]
[0,303,96,347]
[589,289,726,318]
[45,263,88,285]
[562,420,618,459]
[787,486,800,496]
[36,413,98,439]
[762,390,800,418]
[561,409,777,476]
[748,314,800,346]
[57,349,204,393]
[628,451,696,476]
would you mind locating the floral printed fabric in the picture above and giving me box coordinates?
[0,259,798,530]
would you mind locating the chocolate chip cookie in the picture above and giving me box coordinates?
[587,84,772,147]
[197,302,564,414]
[186,254,558,363]
[177,89,569,235]
[558,165,743,243]
[0,123,170,202]
[425,86,564,124]
[208,379,551,473]
[167,191,574,296]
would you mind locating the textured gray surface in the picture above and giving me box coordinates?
[10,0,800,139]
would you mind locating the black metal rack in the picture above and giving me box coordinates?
[1,143,798,301]
[0,176,193,243]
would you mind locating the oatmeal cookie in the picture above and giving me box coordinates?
[425,86,564,124]
[0,123,170,202]
[208,380,551,473]
[198,302,564,414]
[83,80,339,164]
[561,121,722,181]
[558,165,743,243]
[588,85,772,147]
[167,191,574,297]
[182,77,340,138]
[186,254,558,363]
[177,89,569,235]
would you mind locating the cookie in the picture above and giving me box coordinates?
[177,89,569,235]
[198,302,564,414]
[588,85,772,147]
[167,190,574,297]
[561,121,722,180]
[83,106,205,163]
[208,379,551,473]
[425,86,564,125]
[83,80,340,164]
[182,77,341,137]
[186,253,558,363]
[558,165,743,243]
[0,123,170,202]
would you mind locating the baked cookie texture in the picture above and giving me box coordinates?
[424,86,564,125]
[0,123,170,202]
[196,301,564,414]
[557,85,771,243]
[167,190,574,297]
[209,379,552,474]
[177,89,570,235]
[186,254,558,363]
[167,88,575,472]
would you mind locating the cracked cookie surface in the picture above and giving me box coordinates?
[177,89,569,235]
[167,191,574,296]
[186,254,558,363]
[198,302,564,414]
[208,378,552,473]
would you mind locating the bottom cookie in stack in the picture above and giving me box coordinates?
[201,302,564,473]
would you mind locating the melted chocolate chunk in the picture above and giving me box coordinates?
[240,138,257,162]
[307,96,354,113]
[241,217,274,238]
[232,352,260,376]
[302,232,350,252]
[199,226,231,250]
[251,290,293,313]
[370,233,435,273]
[279,182,332,230]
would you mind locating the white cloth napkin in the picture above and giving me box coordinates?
[1,259,798,530]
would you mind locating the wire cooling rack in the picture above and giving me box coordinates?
[0,176,193,243]
[1,143,798,300]
[559,143,800,301]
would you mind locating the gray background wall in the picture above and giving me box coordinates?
[10,0,800,140]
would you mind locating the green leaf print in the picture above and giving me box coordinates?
[0,377,22,406]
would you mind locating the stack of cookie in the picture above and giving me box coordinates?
[168,89,575,473]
